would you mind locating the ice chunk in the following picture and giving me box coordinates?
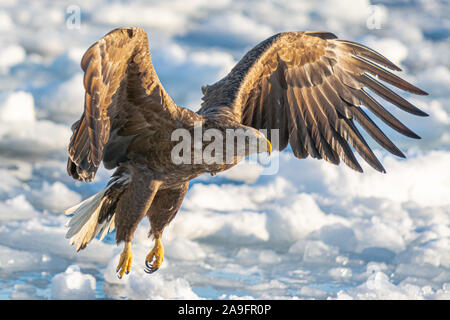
[0,91,72,156]
[183,12,274,48]
[0,44,26,70]
[28,181,82,213]
[303,240,339,264]
[0,10,13,31]
[10,284,39,300]
[0,195,39,221]
[363,37,409,66]
[165,238,206,261]
[126,273,199,300]
[51,265,96,300]
[266,193,345,243]
[39,73,84,124]
[0,91,35,123]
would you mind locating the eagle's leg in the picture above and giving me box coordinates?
[144,182,189,274]
[113,164,163,278]
[116,241,133,279]
[144,232,164,274]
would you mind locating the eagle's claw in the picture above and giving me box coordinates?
[144,258,160,274]
[116,241,133,279]
[144,265,159,274]
[144,237,164,274]
[144,257,159,273]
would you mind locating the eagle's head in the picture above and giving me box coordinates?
[231,126,272,159]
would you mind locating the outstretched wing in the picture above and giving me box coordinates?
[67,27,181,182]
[198,32,428,172]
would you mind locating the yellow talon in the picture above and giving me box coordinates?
[145,237,164,274]
[116,241,133,279]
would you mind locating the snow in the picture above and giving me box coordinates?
[41,73,85,124]
[185,12,275,48]
[0,44,26,70]
[51,265,96,299]
[363,37,409,66]
[0,195,38,222]
[0,91,72,156]
[28,181,82,213]
[125,273,200,300]
[0,0,449,300]
[0,91,35,123]
[0,10,13,31]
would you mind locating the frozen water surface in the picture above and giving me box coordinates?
[0,0,449,299]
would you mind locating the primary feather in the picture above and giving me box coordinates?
[198,31,428,173]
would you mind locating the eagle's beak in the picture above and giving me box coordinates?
[257,136,272,155]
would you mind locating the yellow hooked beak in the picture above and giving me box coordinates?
[258,136,272,155]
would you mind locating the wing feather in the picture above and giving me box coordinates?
[335,39,402,71]
[198,31,428,172]
[68,27,181,182]
[355,89,421,139]
[360,74,428,116]
[352,107,405,158]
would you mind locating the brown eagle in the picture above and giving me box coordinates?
[64,27,428,278]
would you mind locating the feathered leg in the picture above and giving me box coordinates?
[114,163,162,278]
[144,182,189,274]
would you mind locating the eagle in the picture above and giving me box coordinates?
[64,27,428,278]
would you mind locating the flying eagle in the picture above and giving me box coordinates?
[65,27,428,278]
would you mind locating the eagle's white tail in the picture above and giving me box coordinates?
[64,184,116,251]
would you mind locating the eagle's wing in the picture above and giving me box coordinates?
[67,27,181,182]
[198,32,428,172]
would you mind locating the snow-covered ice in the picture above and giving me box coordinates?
[0,0,449,300]
[51,265,96,300]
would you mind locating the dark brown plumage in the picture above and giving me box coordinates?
[65,27,428,277]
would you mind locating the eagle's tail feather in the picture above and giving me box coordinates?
[64,169,130,251]
[64,187,111,251]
